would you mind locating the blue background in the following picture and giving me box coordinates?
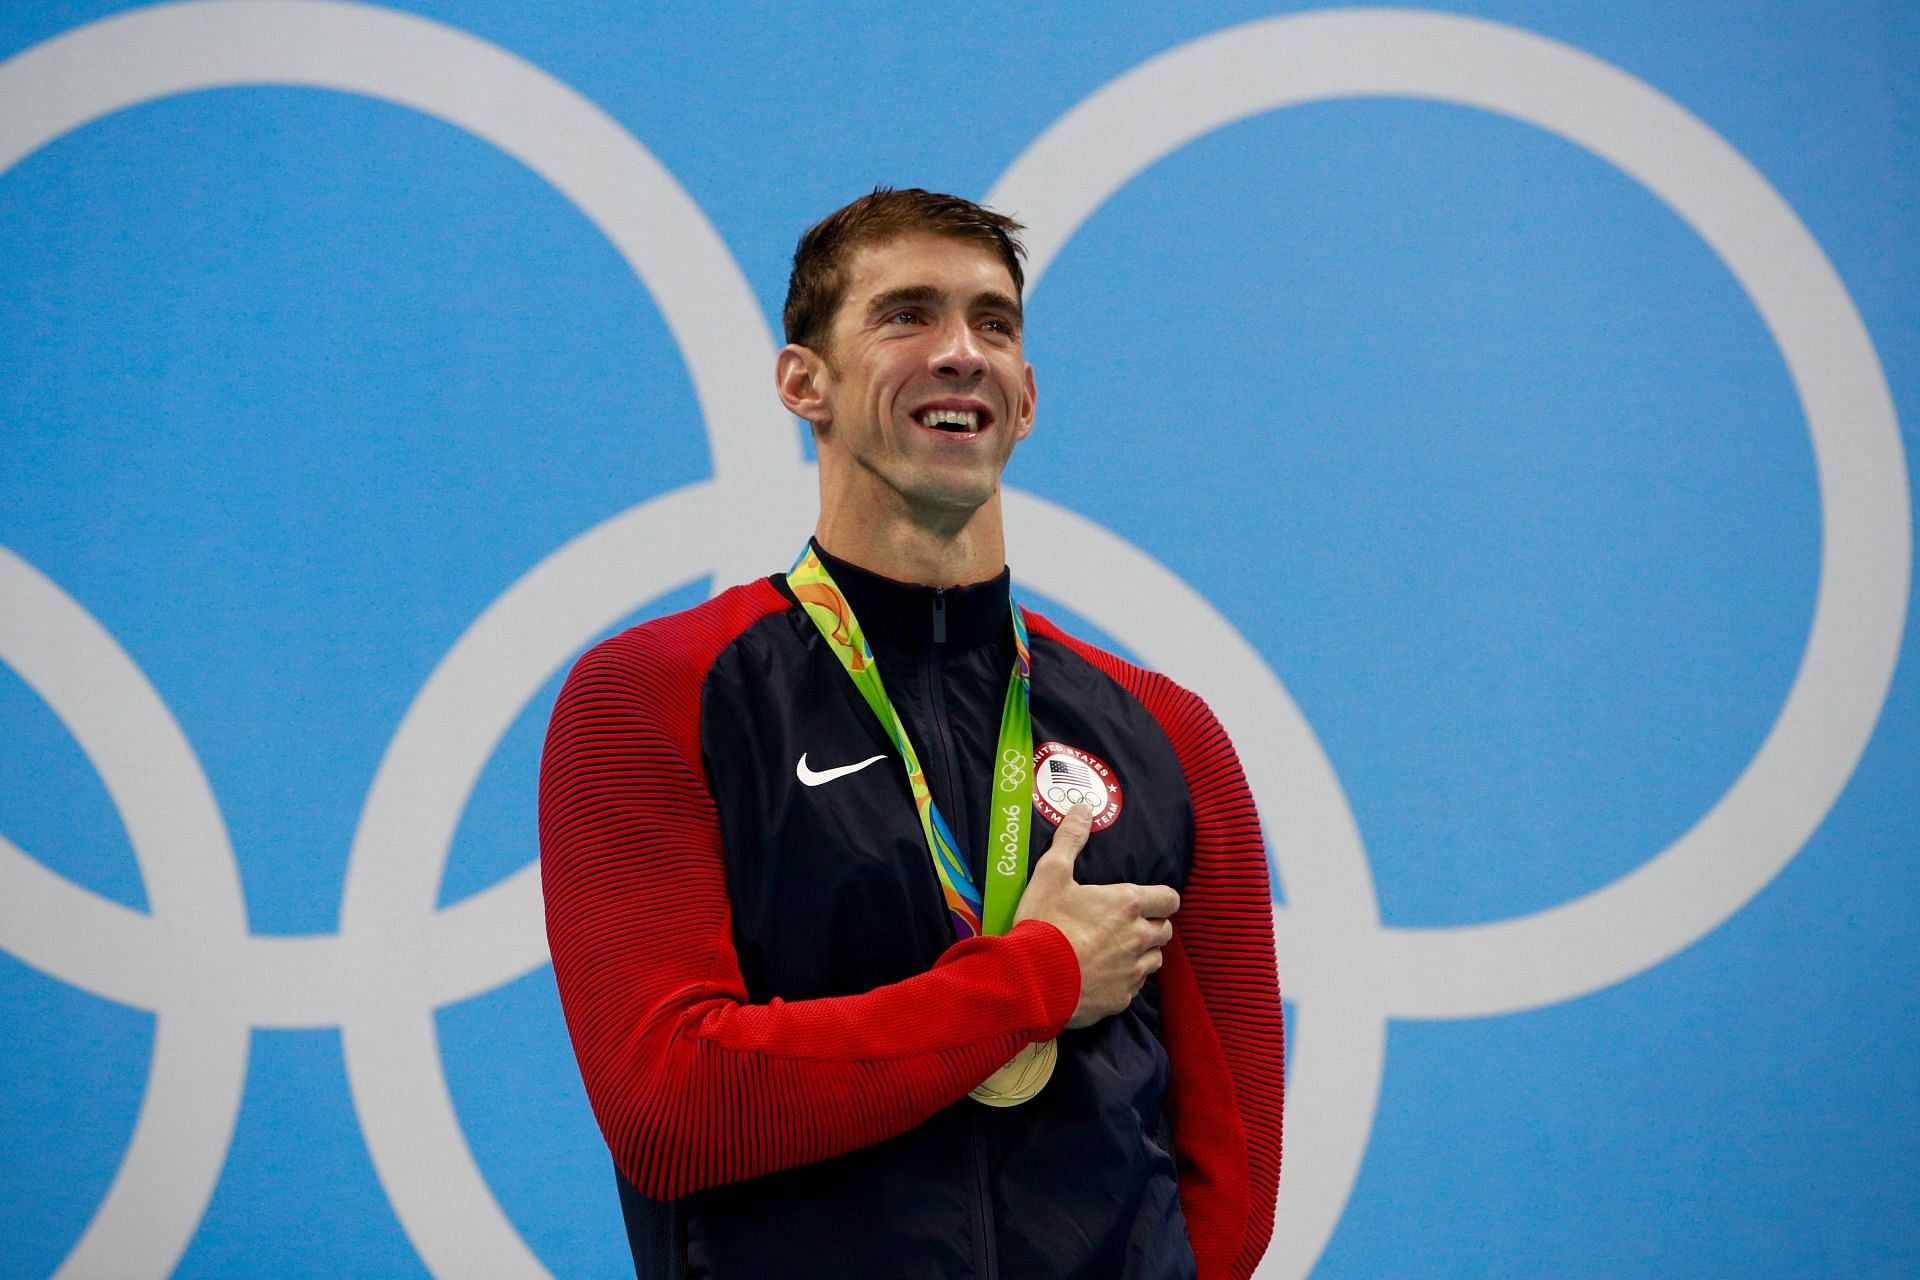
[2,1,1914,1276]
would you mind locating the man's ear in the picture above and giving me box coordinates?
[1012,361,1037,444]
[776,344,831,428]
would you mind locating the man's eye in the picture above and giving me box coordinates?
[981,318,1016,336]
[887,309,921,325]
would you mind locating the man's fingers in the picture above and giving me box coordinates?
[1129,947,1166,999]
[1136,885,1180,920]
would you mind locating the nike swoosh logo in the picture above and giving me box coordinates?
[796,752,888,787]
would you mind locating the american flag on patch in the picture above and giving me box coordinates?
[1045,757,1097,788]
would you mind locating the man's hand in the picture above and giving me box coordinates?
[1013,804,1180,1030]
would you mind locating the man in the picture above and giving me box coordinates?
[540,188,1282,1279]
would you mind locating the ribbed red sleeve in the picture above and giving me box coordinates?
[1027,612,1284,1280]
[540,581,1082,1200]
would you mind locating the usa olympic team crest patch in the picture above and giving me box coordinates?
[1032,742,1123,830]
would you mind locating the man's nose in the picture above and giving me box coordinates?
[931,318,986,380]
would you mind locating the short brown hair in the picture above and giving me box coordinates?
[782,187,1027,356]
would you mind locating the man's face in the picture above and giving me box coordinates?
[802,231,1036,520]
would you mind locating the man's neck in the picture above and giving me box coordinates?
[813,493,1008,588]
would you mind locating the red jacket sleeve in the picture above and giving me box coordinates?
[539,582,1082,1200]
[1028,614,1284,1280]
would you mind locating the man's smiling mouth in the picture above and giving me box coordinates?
[914,407,987,434]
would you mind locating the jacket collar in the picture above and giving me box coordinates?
[809,538,1011,652]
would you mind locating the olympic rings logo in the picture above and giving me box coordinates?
[999,750,1030,874]
[0,5,1906,1279]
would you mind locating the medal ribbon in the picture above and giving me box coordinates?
[787,546,1033,939]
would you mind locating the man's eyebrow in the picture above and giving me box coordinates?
[865,285,945,319]
[975,291,1024,326]
[862,285,1024,328]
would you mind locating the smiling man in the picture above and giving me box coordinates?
[539,188,1283,1279]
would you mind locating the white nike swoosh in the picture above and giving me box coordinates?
[796,752,888,787]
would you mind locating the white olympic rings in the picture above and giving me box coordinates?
[0,5,1905,1279]
[992,12,1908,1269]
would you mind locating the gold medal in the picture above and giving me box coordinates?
[969,1038,1056,1107]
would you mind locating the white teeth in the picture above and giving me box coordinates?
[921,408,981,432]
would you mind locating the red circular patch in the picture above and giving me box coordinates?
[1032,741,1123,830]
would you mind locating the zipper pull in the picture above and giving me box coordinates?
[932,589,948,645]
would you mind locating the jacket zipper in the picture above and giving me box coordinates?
[922,589,965,856]
[926,587,997,1278]
[969,1114,998,1279]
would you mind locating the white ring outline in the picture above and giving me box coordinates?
[0,548,254,1280]
[0,1,804,1274]
[990,10,1908,1274]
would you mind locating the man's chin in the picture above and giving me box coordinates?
[901,475,1001,524]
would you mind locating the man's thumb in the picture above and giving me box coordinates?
[1045,804,1093,868]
